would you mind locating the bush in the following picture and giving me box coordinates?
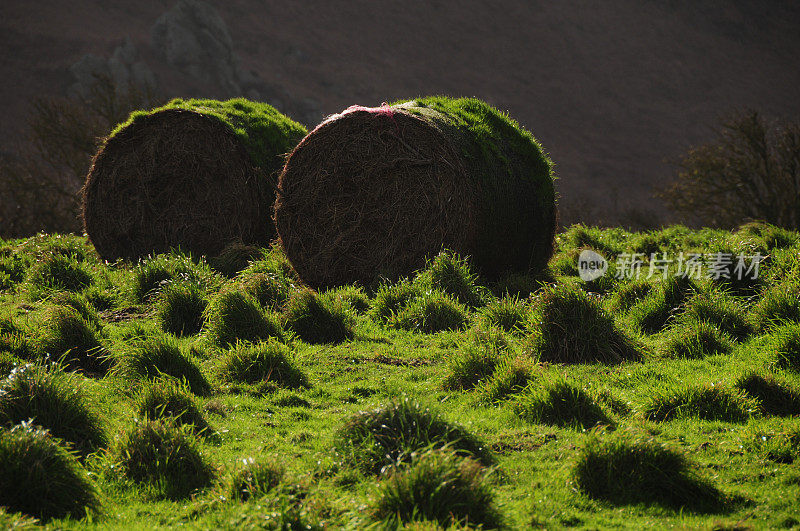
[117,336,210,396]
[373,450,500,529]
[734,372,800,416]
[660,107,800,230]
[337,399,493,474]
[112,418,214,499]
[660,320,734,359]
[389,290,469,334]
[0,364,106,456]
[513,380,610,428]
[157,283,207,336]
[284,289,355,344]
[478,296,528,333]
[204,290,285,347]
[216,340,308,389]
[369,279,422,323]
[136,380,211,434]
[574,432,725,511]
[772,323,800,371]
[0,423,100,521]
[526,285,641,364]
[34,307,110,375]
[25,254,93,293]
[222,458,284,502]
[643,384,757,422]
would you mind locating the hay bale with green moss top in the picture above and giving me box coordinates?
[83,98,307,262]
[275,97,556,288]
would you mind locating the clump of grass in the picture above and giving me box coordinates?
[492,271,550,299]
[443,344,500,391]
[660,320,734,359]
[643,384,757,422]
[680,290,752,341]
[734,372,800,416]
[130,252,214,303]
[478,296,528,333]
[208,242,264,277]
[0,423,100,521]
[117,336,210,396]
[0,364,106,456]
[0,254,27,285]
[157,283,207,336]
[222,458,284,502]
[607,278,653,314]
[558,224,622,254]
[513,379,610,428]
[204,290,285,347]
[0,331,31,361]
[136,380,211,434]
[216,340,308,389]
[337,399,493,474]
[627,276,697,334]
[389,291,469,334]
[238,271,294,311]
[772,323,800,371]
[574,432,725,511]
[47,292,101,329]
[284,289,355,344]
[0,352,21,376]
[34,307,110,375]
[479,355,535,403]
[752,284,800,332]
[418,251,484,308]
[526,284,641,364]
[372,450,500,529]
[369,279,422,323]
[112,418,214,499]
[25,254,93,294]
[327,285,371,314]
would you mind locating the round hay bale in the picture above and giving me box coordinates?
[82,98,307,262]
[275,97,556,288]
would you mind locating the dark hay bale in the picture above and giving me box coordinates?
[275,97,556,288]
[83,98,307,262]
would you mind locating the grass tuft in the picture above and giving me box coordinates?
[734,372,800,416]
[753,285,800,332]
[680,290,752,341]
[0,364,106,456]
[369,278,422,323]
[157,283,207,336]
[660,320,734,359]
[216,340,309,389]
[117,336,211,396]
[284,289,355,344]
[478,296,528,333]
[772,323,800,371]
[112,418,214,499]
[479,355,535,403]
[513,379,610,428]
[389,290,469,334]
[627,275,697,334]
[25,254,93,294]
[204,290,285,347]
[222,458,284,502]
[526,284,641,364]
[0,423,100,521]
[136,380,211,434]
[35,307,110,375]
[373,450,500,529]
[643,384,757,422]
[327,285,371,314]
[337,399,493,474]
[574,432,726,511]
[419,251,484,308]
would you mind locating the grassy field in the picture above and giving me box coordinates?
[1,223,800,529]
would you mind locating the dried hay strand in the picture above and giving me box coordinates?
[82,98,307,262]
[275,97,556,288]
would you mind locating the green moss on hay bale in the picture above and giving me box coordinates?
[275,96,556,287]
[82,98,307,262]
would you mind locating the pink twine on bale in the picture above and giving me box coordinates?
[313,102,399,134]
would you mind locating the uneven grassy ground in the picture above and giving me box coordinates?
[1,223,800,529]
